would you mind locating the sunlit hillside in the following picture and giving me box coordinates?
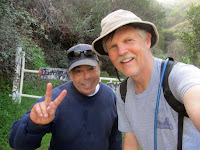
[159,0,199,35]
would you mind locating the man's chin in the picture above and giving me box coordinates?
[81,89,95,96]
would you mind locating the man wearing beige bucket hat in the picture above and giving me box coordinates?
[92,9,200,150]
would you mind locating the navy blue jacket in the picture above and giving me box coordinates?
[9,81,122,150]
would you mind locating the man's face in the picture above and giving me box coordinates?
[69,64,100,96]
[105,25,151,78]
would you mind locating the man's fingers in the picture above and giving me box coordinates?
[40,102,48,117]
[45,83,52,104]
[33,103,43,117]
[30,89,67,125]
[53,90,67,108]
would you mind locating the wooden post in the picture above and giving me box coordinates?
[12,47,22,102]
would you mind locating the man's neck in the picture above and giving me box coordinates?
[132,57,154,95]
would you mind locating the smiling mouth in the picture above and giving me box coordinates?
[121,57,134,63]
[82,83,92,88]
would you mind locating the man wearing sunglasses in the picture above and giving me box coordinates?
[9,44,122,150]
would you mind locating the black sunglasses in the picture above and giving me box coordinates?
[68,50,95,59]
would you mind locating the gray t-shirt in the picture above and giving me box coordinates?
[117,57,200,150]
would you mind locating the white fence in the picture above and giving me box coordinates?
[11,47,121,103]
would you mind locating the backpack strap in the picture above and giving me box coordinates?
[161,57,189,150]
[120,77,129,102]
[161,57,188,117]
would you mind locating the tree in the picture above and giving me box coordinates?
[0,0,45,78]
[1,0,167,77]
[167,38,190,64]
[180,4,200,67]
[110,0,165,27]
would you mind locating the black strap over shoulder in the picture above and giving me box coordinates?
[161,57,189,117]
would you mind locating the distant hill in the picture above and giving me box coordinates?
[159,0,199,35]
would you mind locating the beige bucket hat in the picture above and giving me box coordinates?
[92,9,159,56]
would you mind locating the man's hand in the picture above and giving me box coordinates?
[30,83,67,125]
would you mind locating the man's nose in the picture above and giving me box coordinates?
[118,44,128,55]
[83,71,91,79]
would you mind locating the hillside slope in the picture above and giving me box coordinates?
[160,0,199,35]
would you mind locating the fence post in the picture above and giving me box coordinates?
[18,51,25,104]
[12,47,22,102]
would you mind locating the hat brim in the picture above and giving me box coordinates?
[68,59,98,71]
[92,21,159,57]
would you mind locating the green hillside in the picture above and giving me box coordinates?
[162,0,199,34]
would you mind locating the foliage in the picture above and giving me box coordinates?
[0,0,167,77]
[160,0,199,65]
[160,29,177,52]
[100,57,116,76]
[1,0,199,76]
[65,0,111,42]
[0,0,47,79]
[163,0,197,29]
[112,0,165,27]
[165,6,187,28]
[180,4,200,67]
[8,0,166,76]
[6,0,112,71]
[166,38,190,63]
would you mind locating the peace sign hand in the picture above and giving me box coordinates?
[30,83,67,125]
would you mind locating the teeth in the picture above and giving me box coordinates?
[84,83,91,86]
[121,58,133,63]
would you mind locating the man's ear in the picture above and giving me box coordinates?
[146,32,152,48]
[68,69,73,80]
[98,62,101,67]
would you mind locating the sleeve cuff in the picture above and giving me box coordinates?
[27,118,50,133]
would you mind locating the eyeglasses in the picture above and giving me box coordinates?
[68,50,95,59]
